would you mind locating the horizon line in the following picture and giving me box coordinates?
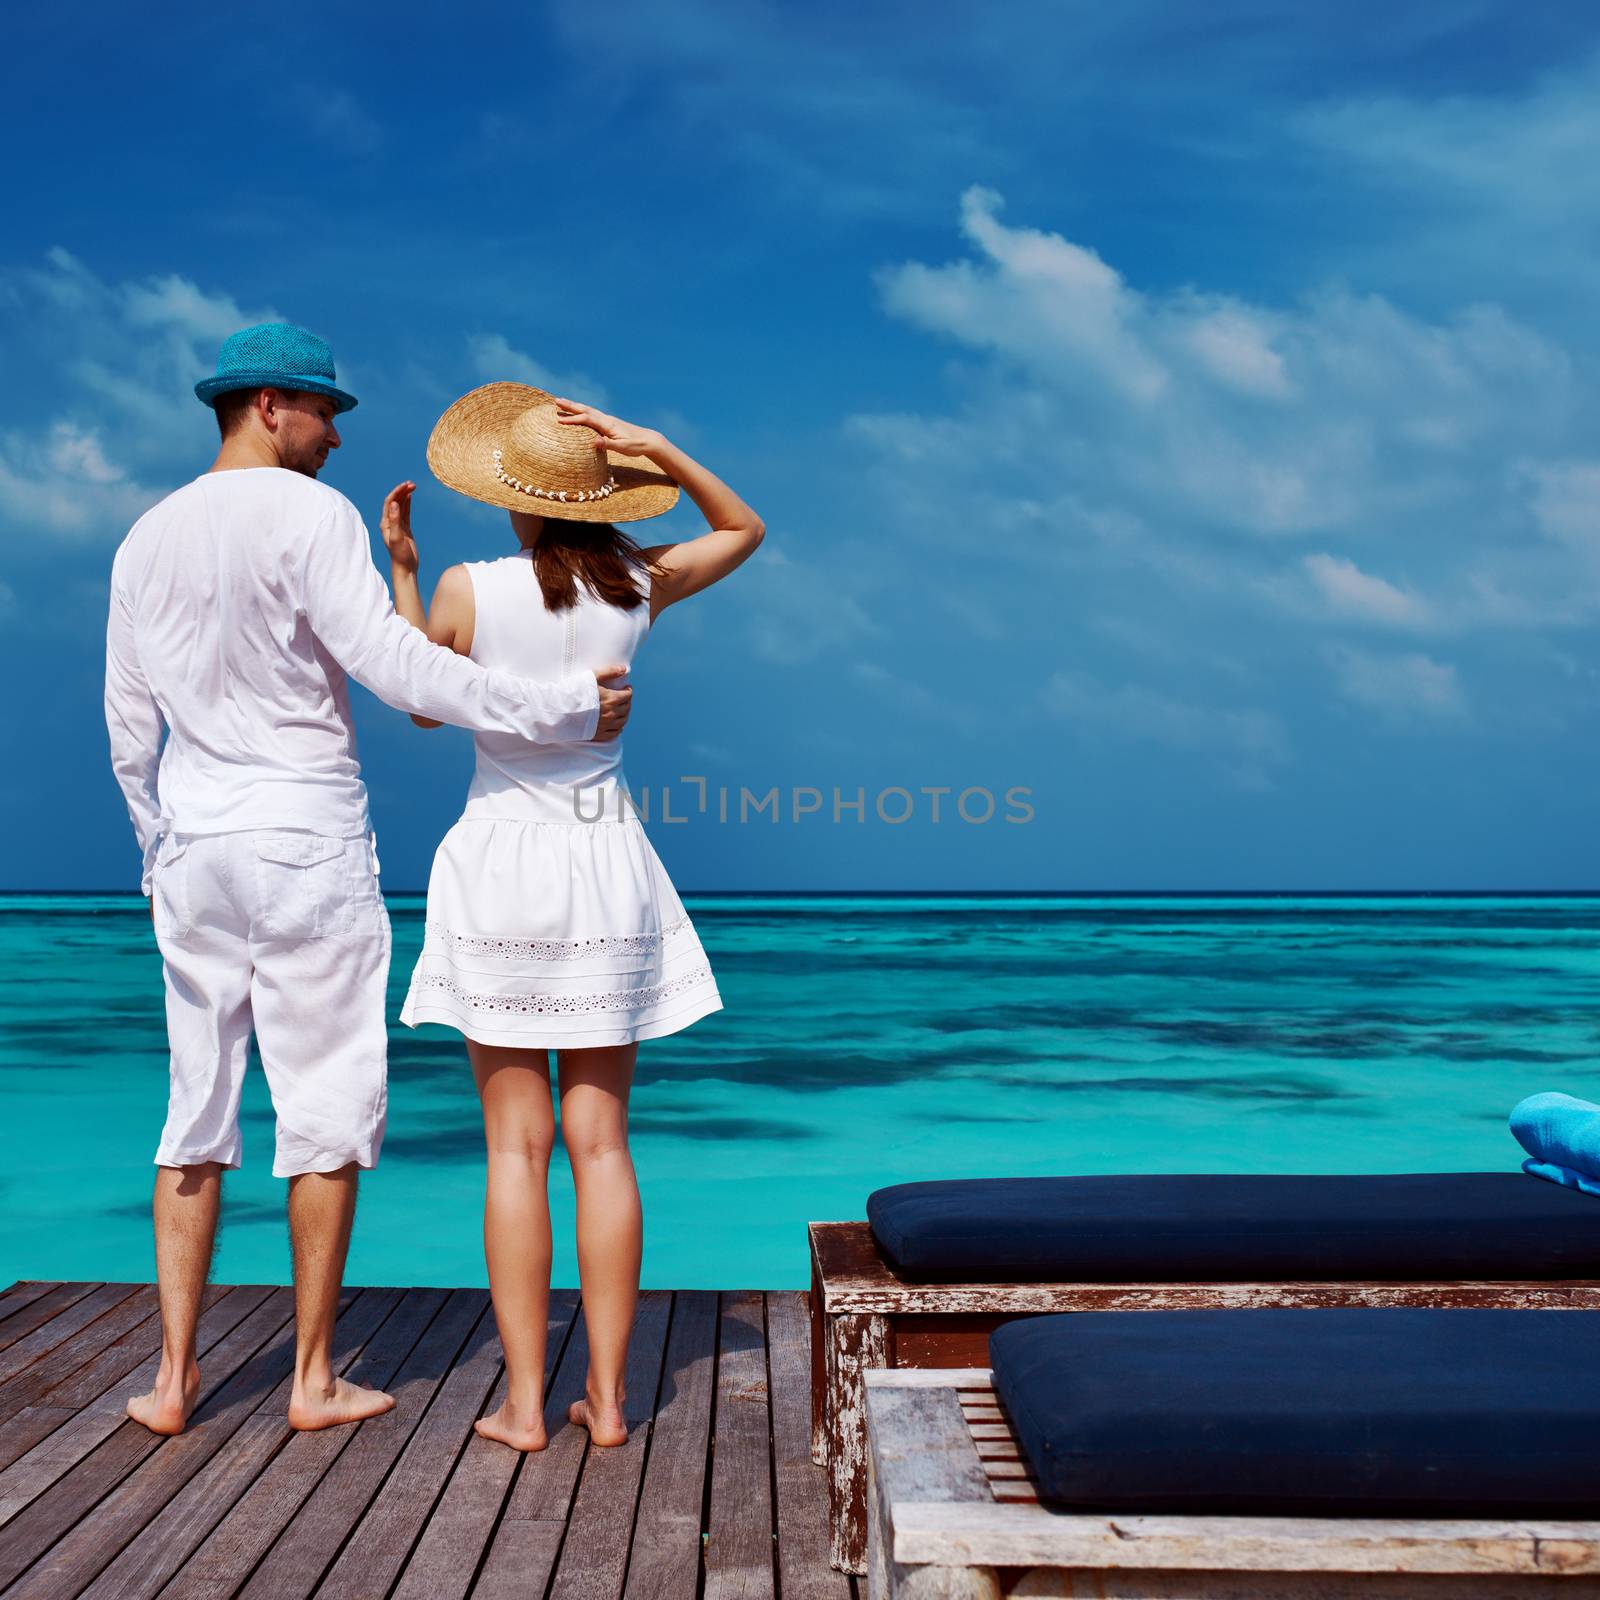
[6,887,1600,900]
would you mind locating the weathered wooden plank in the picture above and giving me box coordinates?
[0,1286,297,1587]
[865,1370,993,1391]
[890,1504,1600,1577]
[0,1286,276,1517]
[0,1285,96,1356]
[991,1486,1039,1506]
[71,1288,405,1600]
[468,1301,595,1600]
[620,1290,719,1600]
[0,1286,255,1483]
[474,1520,569,1596]
[1006,1571,1600,1597]
[866,1277,1600,1313]
[545,1290,674,1600]
[0,1285,62,1331]
[234,1287,489,1600]
[0,1287,161,1425]
[386,1289,582,1600]
[1,1287,341,1599]
[311,1291,500,1599]
[825,1309,890,1574]
[0,1285,143,1388]
[867,1387,995,1510]
[158,1287,451,1600]
[867,1382,1004,1600]
[0,1283,852,1600]
[704,1291,775,1600]
[809,1223,1600,1314]
[811,1259,828,1466]
[38,1286,229,1412]
[768,1290,852,1600]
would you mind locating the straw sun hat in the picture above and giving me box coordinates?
[426,381,679,524]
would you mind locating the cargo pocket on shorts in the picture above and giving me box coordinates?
[151,835,192,939]
[252,832,355,940]
[349,832,387,931]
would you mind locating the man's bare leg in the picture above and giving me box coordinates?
[285,1163,395,1430]
[128,1160,221,1434]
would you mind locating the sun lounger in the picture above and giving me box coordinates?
[865,1309,1600,1597]
[813,1172,1600,1572]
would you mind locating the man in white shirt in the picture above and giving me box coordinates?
[104,322,633,1436]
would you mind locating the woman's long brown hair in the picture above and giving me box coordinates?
[527,517,668,613]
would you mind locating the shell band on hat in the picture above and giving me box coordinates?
[426,380,680,524]
[493,448,619,503]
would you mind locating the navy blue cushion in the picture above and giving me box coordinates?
[990,1308,1600,1516]
[866,1172,1600,1282]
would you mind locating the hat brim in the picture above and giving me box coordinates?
[425,381,679,524]
[194,372,359,413]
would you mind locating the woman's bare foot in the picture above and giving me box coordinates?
[126,1356,202,1435]
[287,1375,396,1431]
[474,1398,549,1452]
[568,1391,628,1447]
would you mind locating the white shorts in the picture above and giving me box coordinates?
[149,828,392,1179]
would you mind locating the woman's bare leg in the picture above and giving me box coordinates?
[557,1041,640,1447]
[469,1039,556,1451]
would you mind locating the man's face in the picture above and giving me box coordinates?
[271,390,342,477]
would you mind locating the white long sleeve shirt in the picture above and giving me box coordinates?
[104,466,601,892]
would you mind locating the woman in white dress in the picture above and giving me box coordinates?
[381,381,764,1452]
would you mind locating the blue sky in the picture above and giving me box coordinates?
[5,0,1600,890]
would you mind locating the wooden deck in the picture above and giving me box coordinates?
[0,1279,854,1600]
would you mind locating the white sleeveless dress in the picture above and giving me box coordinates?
[399,550,723,1049]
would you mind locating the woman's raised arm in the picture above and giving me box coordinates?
[550,400,765,619]
[381,479,477,727]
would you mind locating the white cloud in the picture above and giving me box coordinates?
[880,186,1171,406]
[1329,646,1466,724]
[866,185,1579,551]
[0,251,281,538]
[738,543,882,666]
[1042,667,1289,788]
[0,424,160,541]
[851,187,1600,660]
[1291,52,1600,312]
[849,659,981,738]
[1183,306,1294,400]
[1302,553,1432,627]
[467,334,609,406]
[299,88,384,157]
[1520,460,1600,553]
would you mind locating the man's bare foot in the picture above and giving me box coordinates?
[287,1375,396,1431]
[474,1399,549,1452]
[127,1356,201,1436]
[568,1393,628,1447]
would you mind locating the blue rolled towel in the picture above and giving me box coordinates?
[1510,1092,1600,1198]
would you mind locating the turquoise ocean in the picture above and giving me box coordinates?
[4,893,1598,1291]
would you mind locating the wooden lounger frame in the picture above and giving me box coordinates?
[864,1365,1600,1598]
[810,1219,1600,1575]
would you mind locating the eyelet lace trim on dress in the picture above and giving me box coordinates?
[423,915,693,961]
[409,963,716,1016]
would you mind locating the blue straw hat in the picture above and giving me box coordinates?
[194,322,359,413]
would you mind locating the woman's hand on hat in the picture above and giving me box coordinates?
[381,481,419,575]
[550,398,662,459]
